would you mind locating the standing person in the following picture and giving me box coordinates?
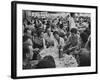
[42,20,47,31]
[68,13,76,30]
[57,22,66,38]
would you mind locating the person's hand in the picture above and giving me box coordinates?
[74,50,80,55]
[33,48,39,51]
[68,47,72,51]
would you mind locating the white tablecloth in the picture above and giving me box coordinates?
[40,47,78,67]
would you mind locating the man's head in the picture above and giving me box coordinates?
[70,28,77,35]
[53,31,59,40]
[45,26,51,33]
[80,32,88,44]
[70,13,75,18]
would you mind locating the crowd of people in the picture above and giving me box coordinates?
[23,11,91,69]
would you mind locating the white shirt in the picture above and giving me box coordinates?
[68,17,76,29]
[53,37,65,48]
[43,32,55,48]
[43,32,54,41]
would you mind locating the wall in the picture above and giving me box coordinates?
[0,0,99,80]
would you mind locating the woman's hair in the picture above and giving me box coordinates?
[53,31,59,36]
[43,56,54,61]
[36,56,56,68]
[70,28,77,34]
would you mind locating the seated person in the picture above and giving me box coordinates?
[32,30,44,50]
[63,28,80,55]
[53,31,65,49]
[53,31,65,58]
